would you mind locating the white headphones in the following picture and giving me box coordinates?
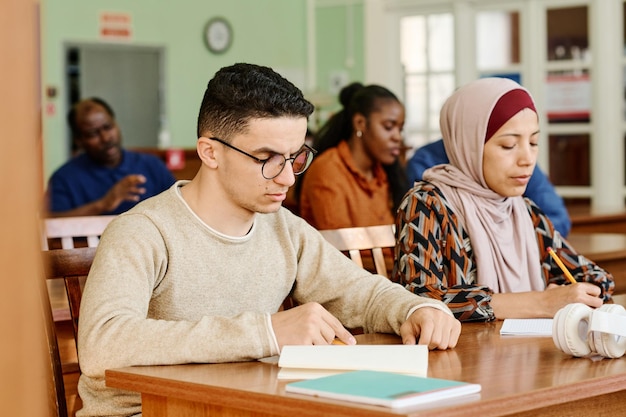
[552,303,626,358]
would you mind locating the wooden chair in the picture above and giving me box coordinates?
[282,224,396,310]
[41,215,113,322]
[43,274,69,417]
[42,215,116,250]
[319,224,396,278]
[43,247,96,349]
[43,247,96,416]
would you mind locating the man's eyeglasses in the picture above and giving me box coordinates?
[209,137,317,180]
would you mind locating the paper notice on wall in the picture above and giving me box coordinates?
[545,74,590,121]
[99,11,133,41]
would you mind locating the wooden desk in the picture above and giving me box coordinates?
[570,208,626,234]
[106,322,626,417]
[567,233,626,295]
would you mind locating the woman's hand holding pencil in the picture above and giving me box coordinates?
[547,247,578,285]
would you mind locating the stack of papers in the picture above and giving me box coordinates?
[277,344,428,380]
[499,319,553,336]
[285,370,481,409]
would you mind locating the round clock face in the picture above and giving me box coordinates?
[204,17,232,54]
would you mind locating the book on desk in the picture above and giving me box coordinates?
[277,344,428,380]
[285,370,481,409]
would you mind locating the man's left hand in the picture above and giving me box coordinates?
[400,307,461,350]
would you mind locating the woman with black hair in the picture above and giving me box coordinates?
[299,82,408,230]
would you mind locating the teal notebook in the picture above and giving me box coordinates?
[285,370,481,409]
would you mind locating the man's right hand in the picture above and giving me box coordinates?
[271,302,356,348]
[100,174,147,212]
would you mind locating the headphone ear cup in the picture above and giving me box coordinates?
[553,303,593,357]
[589,304,626,359]
[552,304,570,353]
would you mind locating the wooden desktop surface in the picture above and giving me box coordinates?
[569,206,626,234]
[567,232,626,295]
[106,321,626,417]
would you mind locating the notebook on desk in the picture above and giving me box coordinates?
[500,319,553,336]
[277,344,428,380]
[285,370,481,409]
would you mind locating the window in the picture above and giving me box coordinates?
[400,13,454,152]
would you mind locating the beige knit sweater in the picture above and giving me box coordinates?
[76,182,448,416]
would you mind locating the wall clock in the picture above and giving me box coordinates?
[203,17,232,54]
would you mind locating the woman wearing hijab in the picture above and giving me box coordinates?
[393,77,614,322]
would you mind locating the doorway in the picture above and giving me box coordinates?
[65,43,165,152]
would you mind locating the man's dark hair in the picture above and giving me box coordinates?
[196,63,314,139]
[67,97,116,138]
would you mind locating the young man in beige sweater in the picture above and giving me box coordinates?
[76,63,461,417]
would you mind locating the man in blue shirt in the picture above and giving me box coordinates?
[46,97,176,217]
[405,139,571,237]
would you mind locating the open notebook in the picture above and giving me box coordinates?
[500,319,553,336]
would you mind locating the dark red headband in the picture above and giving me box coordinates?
[485,89,536,142]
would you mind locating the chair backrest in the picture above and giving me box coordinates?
[42,215,116,250]
[43,247,97,352]
[42,274,68,417]
[319,224,396,278]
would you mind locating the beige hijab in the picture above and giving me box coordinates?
[423,77,544,293]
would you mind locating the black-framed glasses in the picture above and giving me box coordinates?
[209,137,317,180]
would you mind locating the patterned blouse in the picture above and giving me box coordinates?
[393,182,614,322]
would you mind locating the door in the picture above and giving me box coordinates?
[65,43,164,150]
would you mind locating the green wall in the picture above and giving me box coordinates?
[40,0,365,181]
[315,2,365,114]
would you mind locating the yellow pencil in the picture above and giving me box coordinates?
[547,247,577,285]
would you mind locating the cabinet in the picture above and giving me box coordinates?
[375,0,626,212]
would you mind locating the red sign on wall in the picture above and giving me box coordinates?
[99,12,133,40]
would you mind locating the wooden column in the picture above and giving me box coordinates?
[590,0,624,212]
[0,0,48,415]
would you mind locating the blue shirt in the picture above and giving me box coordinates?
[405,139,571,237]
[47,149,176,215]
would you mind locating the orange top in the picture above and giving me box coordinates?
[299,141,394,230]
